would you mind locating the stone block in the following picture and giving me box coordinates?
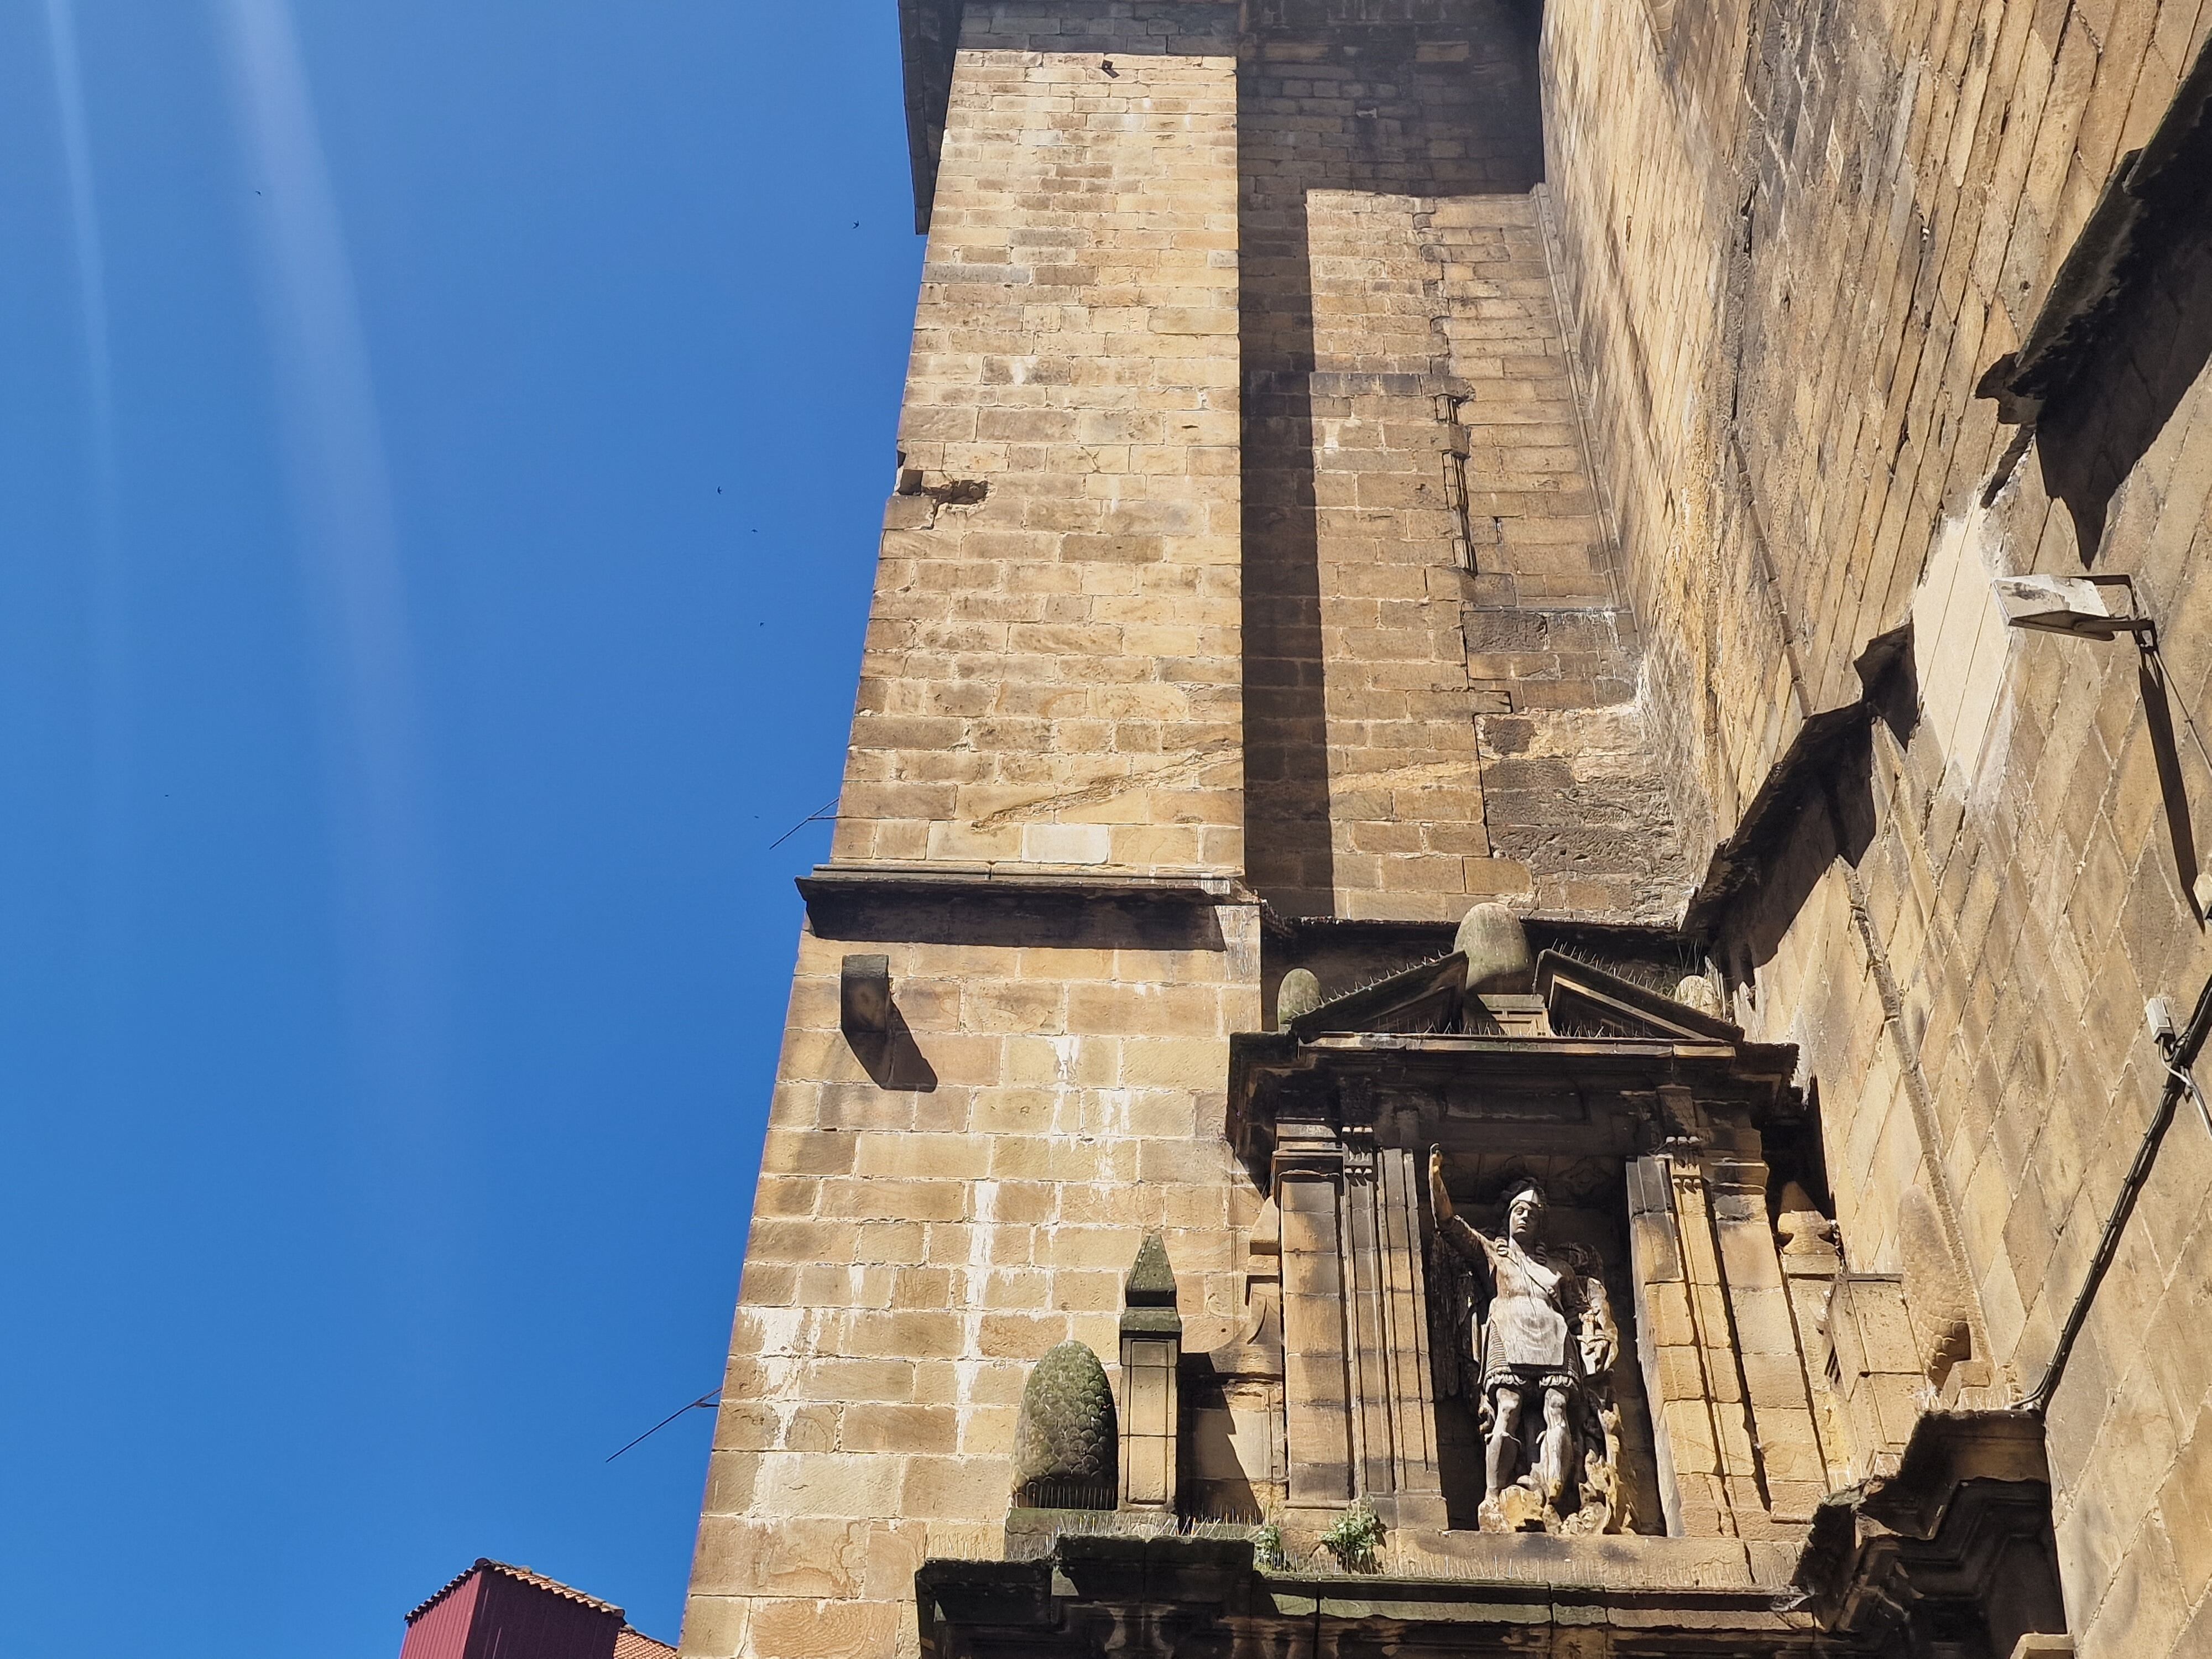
[743,1597,902,1659]
[899,1454,1011,1521]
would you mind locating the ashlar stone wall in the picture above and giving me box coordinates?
[685,892,1262,1658]
[684,8,1272,1656]
[1540,0,2212,1650]
[684,0,2212,1649]
[838,1,1245,877]
[1239,0,1691,922]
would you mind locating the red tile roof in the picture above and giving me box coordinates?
[406,1559,625,1625]
[614,1629,677,1659]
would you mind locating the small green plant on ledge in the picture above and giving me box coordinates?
[1318,1498,1384,1572]
[1251,1517,1286,1570]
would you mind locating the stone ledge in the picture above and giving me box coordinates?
[918,1533,1823,1655]
[1328,1529,1803,1592]
[800,862,1253,905]
[799,862,1260,948]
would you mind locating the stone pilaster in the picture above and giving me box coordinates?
[1118,1233,1182,1512]
[1272,1111,1446,1530]
[1275,1123,1354,1508]
[1627,1092,1830,1538]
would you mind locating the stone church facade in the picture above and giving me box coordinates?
[681,1,2212,1654]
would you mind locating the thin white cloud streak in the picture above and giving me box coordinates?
[41,0,109,418]
[42,0,133,964]
[213,0,447,1119]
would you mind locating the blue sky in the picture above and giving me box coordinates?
[0,2,918,1649]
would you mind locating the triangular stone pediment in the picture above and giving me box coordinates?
[1283,951,1470,1039]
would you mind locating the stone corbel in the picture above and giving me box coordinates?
[1794,1410,2066,1658]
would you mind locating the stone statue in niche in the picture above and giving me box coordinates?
[1428,1150,1627,1534]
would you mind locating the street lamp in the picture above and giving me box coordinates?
[1990,572,2155,641]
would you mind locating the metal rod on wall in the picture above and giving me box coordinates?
[2021,968,2212,1415]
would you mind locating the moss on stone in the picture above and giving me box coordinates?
[1011,1340,1117,1509]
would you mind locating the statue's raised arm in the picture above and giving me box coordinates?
[1428,1146,1501,1288]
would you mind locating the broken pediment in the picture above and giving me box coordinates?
[1535,950,1741,1042]
[1280,950,1478,1039]
[1224,909,1829,1558]
[1269,937,1736,1048]
[1227,989,1799,1184]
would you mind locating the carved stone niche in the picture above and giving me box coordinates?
[1227,945,1829,1548]
[1427,1155,1653,1535]
[921,942,2065,1655]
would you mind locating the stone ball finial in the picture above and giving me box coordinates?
[1275,968,1322,1032]
[1011,1340,1117,1509]
[1455,902,1534,994]
[1673,973,1724,1016]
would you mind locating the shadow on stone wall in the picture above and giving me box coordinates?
[849,1008,940,1093]
[2036,152,2212,560]
[2138,647,2203,912]
[1979,41,2212,561]
[1729,722,1877,979]
[803,889,1230,956]
[1238,0,1544,917]
[1693,629,1918,977]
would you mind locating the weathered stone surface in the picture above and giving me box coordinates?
[1119,1234,1183,1510]
[831,2,1246,879]
[682,0,2212,1651]
[1125,1233,1177,1308]
[1540,0,2212,1646]
[1673,975,1723,1018]
[1455,900,1536,994]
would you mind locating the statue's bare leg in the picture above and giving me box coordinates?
[1538,1384,1573,1501]
[1486,1384,1525,1498]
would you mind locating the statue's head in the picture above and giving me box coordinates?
[1503,1180,1546,1244]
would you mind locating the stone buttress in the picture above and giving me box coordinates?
[655,0,2212,1652]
